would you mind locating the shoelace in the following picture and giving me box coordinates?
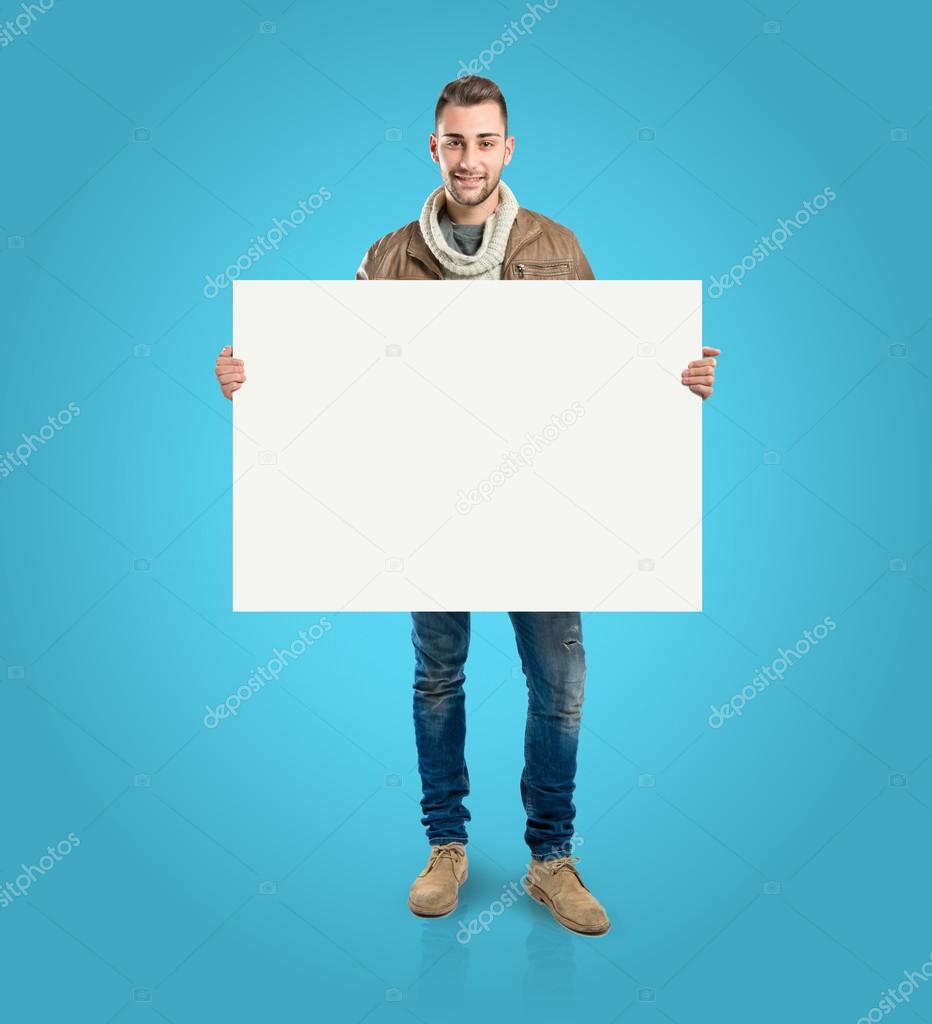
[427,844,464,873]
[539,855,582,880]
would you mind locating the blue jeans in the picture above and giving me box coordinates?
[410,611,586,859]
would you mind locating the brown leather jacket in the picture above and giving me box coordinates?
[355,205,595,281]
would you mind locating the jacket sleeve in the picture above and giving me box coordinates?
[355,243,376,280]
[572,233,595,280]
[356,235,384,279]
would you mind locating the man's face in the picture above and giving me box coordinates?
[430,101,514,207]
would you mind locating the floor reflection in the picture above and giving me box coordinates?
[409,915,470,1022]
[405,876,582,1020]
[523,906,578,1014]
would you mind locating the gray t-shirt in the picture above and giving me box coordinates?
[438,209,486,255]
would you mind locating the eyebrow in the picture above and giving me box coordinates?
[440,132,502,139]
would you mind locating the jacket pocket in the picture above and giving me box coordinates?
[512,260,573,279]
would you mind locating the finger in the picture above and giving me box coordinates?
[702,347,721,355]
[218,345,233,356]
[218,371,245,384]
[682,367,714,380]
[690,383,713,399]
[688,357,716,367]
[216,357,244,367]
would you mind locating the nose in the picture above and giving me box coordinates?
[457,141,485,168]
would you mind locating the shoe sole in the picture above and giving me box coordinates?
[407,869,468,918]
[524,881,611,937]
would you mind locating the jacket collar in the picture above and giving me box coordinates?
[407,204,542,277]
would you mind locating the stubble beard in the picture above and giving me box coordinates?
[444,165,503,207]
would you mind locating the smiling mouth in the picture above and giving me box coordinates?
[454,174,485,186]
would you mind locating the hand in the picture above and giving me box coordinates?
[215,345,246,400]
[681,346,719,400]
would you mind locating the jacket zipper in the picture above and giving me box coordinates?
[514,261,572,279]
[508,228,543,279]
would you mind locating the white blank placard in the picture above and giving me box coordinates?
[232,280,702,612]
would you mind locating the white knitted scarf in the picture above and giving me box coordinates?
[418,180,520,280]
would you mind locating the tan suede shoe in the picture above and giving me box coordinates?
[408,842,468,918]
[524,855,611,936]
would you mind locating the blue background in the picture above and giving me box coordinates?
[2,0,931,1021]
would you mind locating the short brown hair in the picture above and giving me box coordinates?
[435,76,508,135]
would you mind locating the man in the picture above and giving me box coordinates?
[215,75,719,936]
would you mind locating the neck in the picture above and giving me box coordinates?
[444,184,501,225]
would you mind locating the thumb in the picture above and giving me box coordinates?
[218,345,232,357]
